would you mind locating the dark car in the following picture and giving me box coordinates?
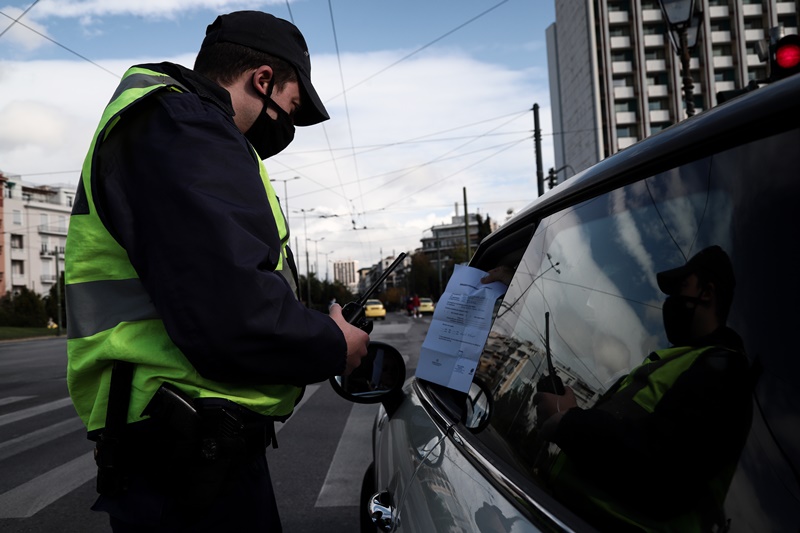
[336,72,800,532]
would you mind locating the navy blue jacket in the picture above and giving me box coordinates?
[92,62,346,386]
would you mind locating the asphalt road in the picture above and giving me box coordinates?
[0,311,428,532]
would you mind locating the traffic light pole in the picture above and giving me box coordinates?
[680,29,695,118]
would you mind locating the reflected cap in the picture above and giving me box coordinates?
[657,245,736,298]
[201,11,329,126]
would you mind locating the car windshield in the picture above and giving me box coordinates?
[471,125,800,531]
[366,299,382,306]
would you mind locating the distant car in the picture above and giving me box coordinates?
[417,298,435,315]
[364,299,386,320]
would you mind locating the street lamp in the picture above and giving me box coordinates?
[658,0,701,118]
[308,237,325,278]
[270,176,300,223]
[320,251,333,283]
[294,207,314,307]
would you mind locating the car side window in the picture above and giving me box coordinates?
[471,126,800,531]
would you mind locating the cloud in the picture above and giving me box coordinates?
[20,1,284,21]
[0,43,551,272]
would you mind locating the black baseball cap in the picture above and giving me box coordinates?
[657,245,736,298]
[201,11,329,126]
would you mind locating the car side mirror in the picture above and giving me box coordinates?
[330,342,406,409]
[463,377,493,433]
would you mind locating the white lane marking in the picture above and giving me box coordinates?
[0,452,96,518]
[0,396,35,407]
[274,384,320,436]
[315,402,379,507]
[0,397,74,428]
[0,417,85,462]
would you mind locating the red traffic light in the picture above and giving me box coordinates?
[771,34,800,81]
[776,41,800,69]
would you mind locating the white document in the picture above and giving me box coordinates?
[415,264,507,392]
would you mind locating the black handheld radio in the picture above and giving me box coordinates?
[341,252,408,333]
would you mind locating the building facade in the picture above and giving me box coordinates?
[2,173,76,296]
[333,259,359,294]
[547,0,799,177]
[419,212,497,272]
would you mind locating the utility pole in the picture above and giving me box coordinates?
[463,187,471,260]
[270,176,300,226]
[53,246,63,336]
[295,208,314,307]
[533,103,544,197]
[320,251,332,282]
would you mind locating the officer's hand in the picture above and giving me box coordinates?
[533,386,577,423]
[481,265,514,286]
[329,303,370,376]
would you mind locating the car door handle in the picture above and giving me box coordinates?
[369,490,396,532]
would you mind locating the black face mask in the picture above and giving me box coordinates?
[245,80,295,159]
[662,294,703,346]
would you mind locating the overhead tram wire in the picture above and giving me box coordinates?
[0,0,40,39]
[289,134,531,202]
[326,0,367,234]
[324,0,511,101]
[0,11,120,79]
[372,136,529,211]
[359,110,530,197]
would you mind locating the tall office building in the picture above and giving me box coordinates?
[547,0,799,178]
[333,259,359,293]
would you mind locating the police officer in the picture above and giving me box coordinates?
[534,246,752,531]
[65,11,370,531]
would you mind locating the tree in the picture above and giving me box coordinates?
[44,272,67,328]
[409,252,438,299]
[0,287,48,327]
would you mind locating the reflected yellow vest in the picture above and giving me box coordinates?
[550,345,734,532]
[65,66,301,432]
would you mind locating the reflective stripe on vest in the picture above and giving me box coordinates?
[66,65,300,432]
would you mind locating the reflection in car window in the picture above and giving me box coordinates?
[472,127,800,531]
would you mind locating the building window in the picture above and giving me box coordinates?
[642,23,666,35]
[713,44,733,56]
[615,101,637,112]
[744,19,764,30]
[648,99,668,110]
[715,69,736,82]
[11,234,23,249]
[13,210,21,225]
[616,125,638,138]
[12,260,24,276]
[711,20,732,32]
[645,49,665,60]
[611,50,634,62]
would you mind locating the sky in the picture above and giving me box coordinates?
[0,0,557,279]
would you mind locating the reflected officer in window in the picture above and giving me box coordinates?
[534,245,753,531]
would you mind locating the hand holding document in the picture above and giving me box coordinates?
[415,264,507,392]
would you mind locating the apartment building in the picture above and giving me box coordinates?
[2,173,76,296]
[419,212,496,269]
[547,0,799,177]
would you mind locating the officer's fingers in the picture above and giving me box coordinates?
[328,303,343,317]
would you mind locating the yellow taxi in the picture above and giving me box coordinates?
[418,298,435,315]
[364,299,386,320]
